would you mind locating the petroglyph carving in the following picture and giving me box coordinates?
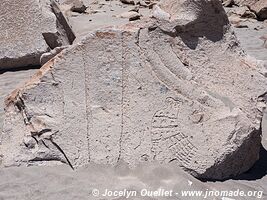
[151,97,198,167]
[1,0,266,180]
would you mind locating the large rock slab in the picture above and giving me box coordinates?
[1,0,267,180]
[0,0,75,70]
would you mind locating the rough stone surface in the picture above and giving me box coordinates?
[250,0,267,20]
[0,0,75,70]
[1,0,267,180]
[233,0,258,6]
[228,6,257,18]
[50,1,76,45]
[117,11,141,21]
[223,0,267,20]
[40,46,67,66]
[260,34,267,48]
[222,0,235,7]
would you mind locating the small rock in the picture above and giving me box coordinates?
[88,9,106,14]
[117,11,141,21]
[129,6,139,12]
[228,6,257,19]
[129,14,141,21]
[257,101,267,111]
[70,0,87,13]
[260,34,267,48]
[152,5,170,20]
[222,0,235,7]
[63,0,87,13]
[136,0,148,7]
[189,112,204,124]
[23,137,37,149]
[234,23,249,28]
[228,15,244,24]
[148,2,157,9]
[250,0,267,20]
[120,0,135,5]
[40,46,67,66]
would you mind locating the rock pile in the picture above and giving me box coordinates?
[222,0,267,20]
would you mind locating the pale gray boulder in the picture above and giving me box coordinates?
[1,0,267,180]
[0,0,75,70]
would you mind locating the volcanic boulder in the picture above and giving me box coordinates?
[1,0,267,180]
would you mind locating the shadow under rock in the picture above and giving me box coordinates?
[0,65,41,74]
[233,145,267,181]
[174,0,229,50]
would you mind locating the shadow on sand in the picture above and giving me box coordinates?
[0,65,41,75]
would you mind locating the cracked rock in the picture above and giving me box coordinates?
[1,0,267,180]
[0,0,75,70]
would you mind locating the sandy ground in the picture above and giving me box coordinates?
[0,163,266,200]
[63,0,151,41]
[0,2,267,199]
[233,21,267,61]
